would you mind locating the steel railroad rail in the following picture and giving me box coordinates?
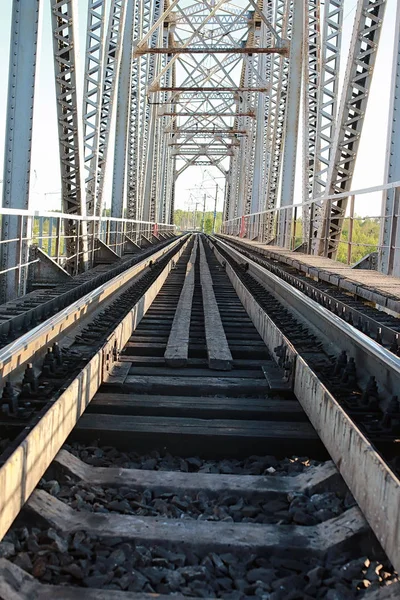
[0,234,190,537]
[0,235,176,349]
[0,234,398,599]
[209,235,400,576]
[216,235,400,354]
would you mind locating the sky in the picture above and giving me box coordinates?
[0,0,397,219]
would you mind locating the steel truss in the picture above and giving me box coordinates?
[96,0,127,217]
[82,0,106,217]
[301,0,321,247]
[315,0,387,257]
[263,0,292,241]
[50,0,87,265]
[379,0,400,275]
[0,0,42,302]
[126,0,284,226]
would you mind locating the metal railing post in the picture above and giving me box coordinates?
[347,194,355,264]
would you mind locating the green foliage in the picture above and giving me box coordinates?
[291,215,380,264]
[173,209,223,233]
[203,216,213,234]
[336,216,380,264]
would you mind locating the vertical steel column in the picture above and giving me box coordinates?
[312,0,343,197]
[310,0,343,251]
[315,0,387,257]
[111,0,135,223]
[126,1,141,221]
[96,0,127,217]
[302,0,320,247]
[0,0,42,302]
[142,0,163,222]
[83,0,106,218]
[379,0,400,276]
[264,0,291,241]
[50,0,88,270]
[278,0,303,247]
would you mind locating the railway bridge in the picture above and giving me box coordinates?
[0,1,400,598]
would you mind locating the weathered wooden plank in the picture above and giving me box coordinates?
[127,366,263,378]
[76,414,315,436]
[199,237,233,370]
[73,414,321,455]
[27,490,367,556]
[103,361,132,384]
[164,237,198,367]
[118,375,271,396]
[89,392,304,419]
[53,449,341,498]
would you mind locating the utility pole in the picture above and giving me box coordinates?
[212,183,218,233]
[201,193,206,233]
[193,201,199,230]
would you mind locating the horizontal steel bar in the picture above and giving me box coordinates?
[160,112,255,117]
[136,46,287,55]
[154,87,269,92]
[222,181,400,222]
[0,207,177,226]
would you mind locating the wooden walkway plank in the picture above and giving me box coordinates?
[218,235,400,313]
[199,237,233,370]
[164,236,198,367]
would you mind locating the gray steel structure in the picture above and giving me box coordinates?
[2,0,400,303]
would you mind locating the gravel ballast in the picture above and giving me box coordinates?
[39,478,351,526]
[1,526,397,598]
[65,442,322,476]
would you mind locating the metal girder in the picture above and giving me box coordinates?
[302,1,321,231]
[379,0,400,275]
[251,4,273,216]
[142,0,164,223]
[127,0,142,220]
[278,0,304,247]
[154,87,269,92]
[136,46,286,55]
[50,0,87,265]
[160,112,256,117]
[264,0,292,239]
[82,0,106,217]
[111,0,135,221]
[308,0,343,250]
[96,0,127,217]
[0,0,42,302]
[315,0,387,257]
[312,0,343,197]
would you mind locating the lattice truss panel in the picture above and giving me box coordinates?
[314,0,387,257]
[4,0,394,292]
[132,0,285,228]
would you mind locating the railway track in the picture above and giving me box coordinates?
[0,234,399,599]
[0,234,175,349]
[216,235,400,354]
